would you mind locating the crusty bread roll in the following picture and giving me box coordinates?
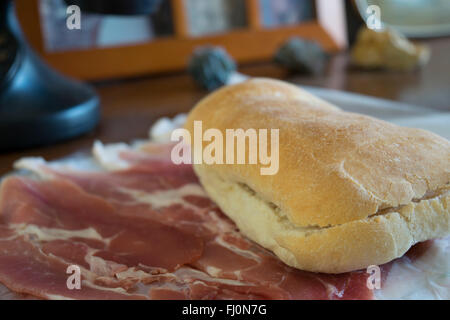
[184,78,450,273]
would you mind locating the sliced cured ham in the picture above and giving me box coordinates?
[0,142,443,300]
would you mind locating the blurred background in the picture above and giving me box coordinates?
[1,0,450,171]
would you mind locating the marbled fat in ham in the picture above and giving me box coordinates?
[0,143,431,300]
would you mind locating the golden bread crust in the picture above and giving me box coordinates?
[185,78,450,272]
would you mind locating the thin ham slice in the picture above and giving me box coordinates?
[0,142,437,300]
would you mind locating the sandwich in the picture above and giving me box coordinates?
[184,78,450,273]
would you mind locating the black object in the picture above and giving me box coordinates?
[0,0,167,152]
[345,1,365,46]
[274,37,328,75]
[66,0,163,16]
[64,0,172,36]
[0,0,100,151]
[188,47,236,91]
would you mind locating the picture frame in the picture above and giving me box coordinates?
[15,0,347,80]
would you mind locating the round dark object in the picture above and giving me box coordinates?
[274,37,328,75]
[188,47,236,91]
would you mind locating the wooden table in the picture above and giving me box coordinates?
[1,37,449,175]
